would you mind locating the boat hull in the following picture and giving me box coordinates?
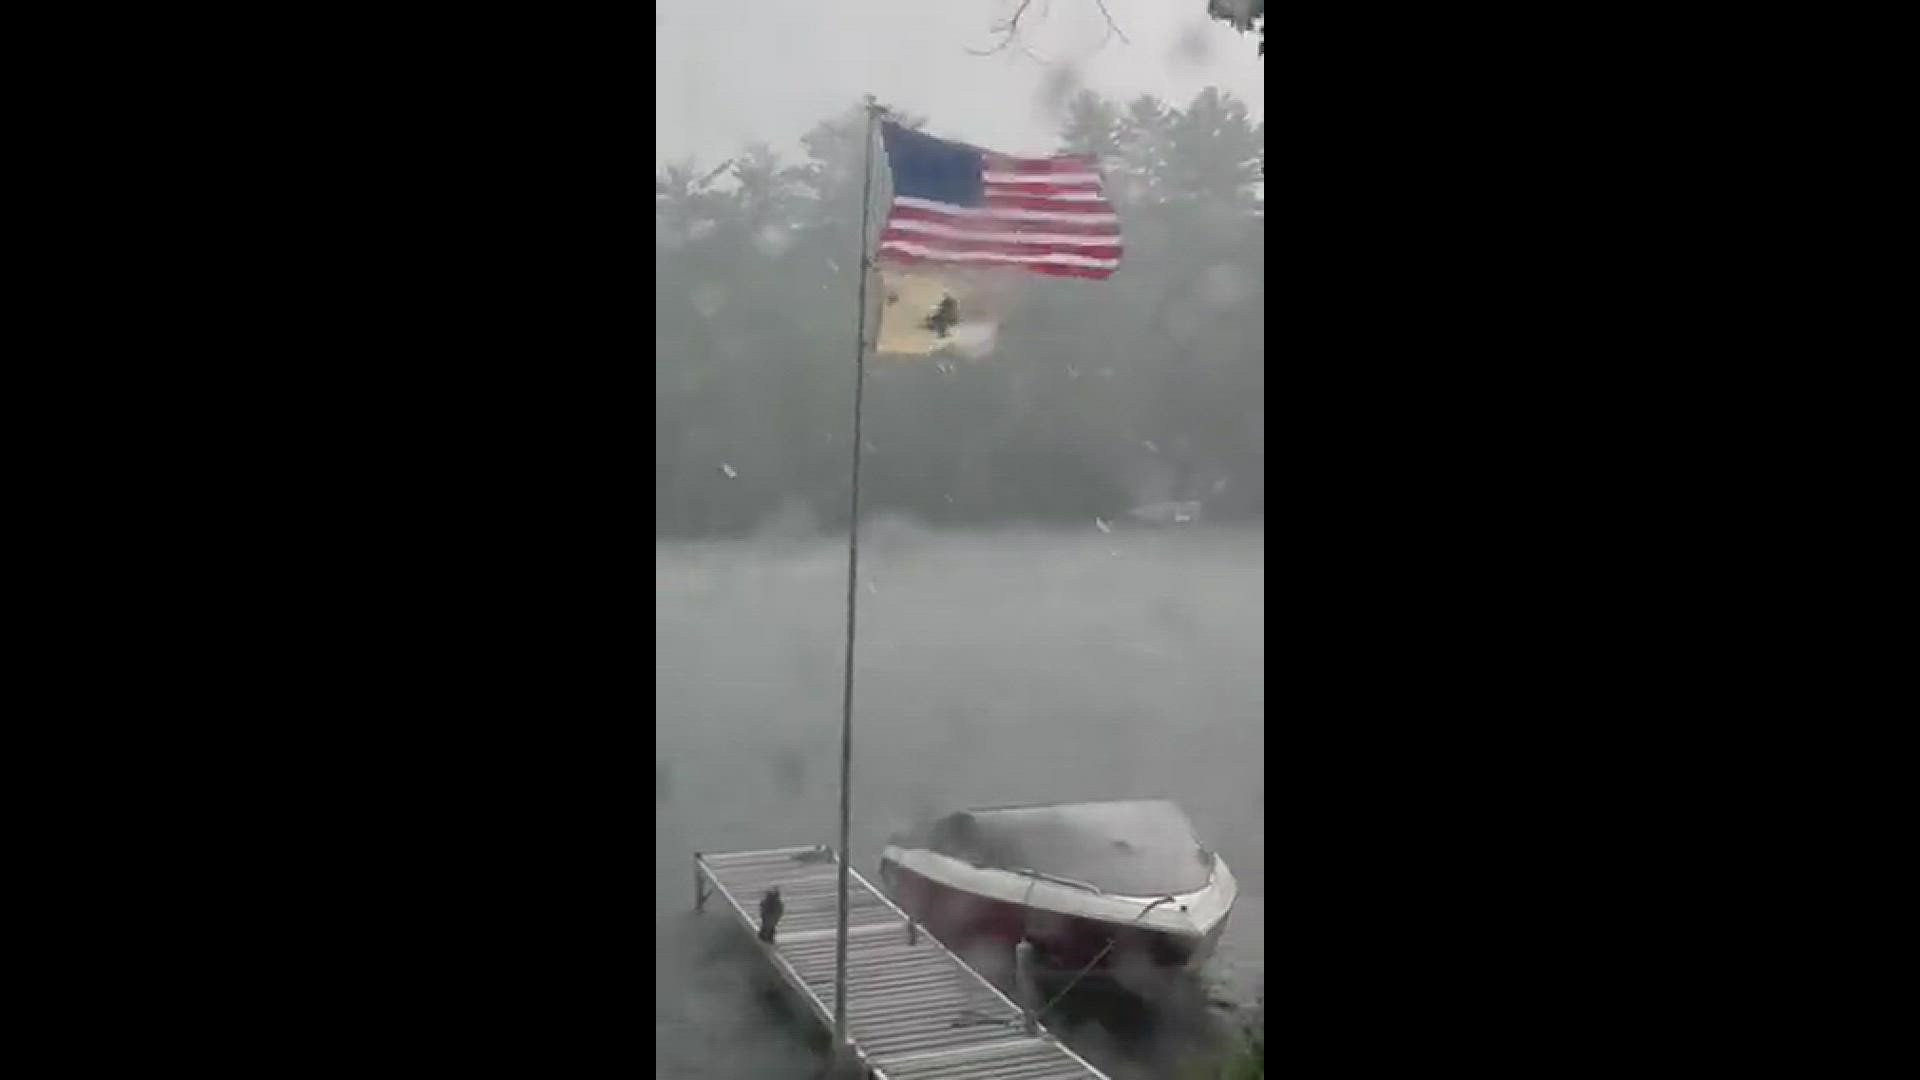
[879,851,1230,975]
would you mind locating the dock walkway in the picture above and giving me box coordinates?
[695,845,1109,1080]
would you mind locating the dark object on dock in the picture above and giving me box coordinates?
[759,887,784,942]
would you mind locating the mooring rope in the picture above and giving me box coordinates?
[1032,894,1177,1023]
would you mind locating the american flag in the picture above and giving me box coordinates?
[876,121,1121,281]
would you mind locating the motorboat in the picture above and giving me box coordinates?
[878,799,1236,976]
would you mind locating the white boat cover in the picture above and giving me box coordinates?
[907,799,1214,897]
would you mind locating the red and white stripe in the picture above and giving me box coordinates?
[878,151,1121,280]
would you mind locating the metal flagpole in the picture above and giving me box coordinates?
[833,92,883,1068]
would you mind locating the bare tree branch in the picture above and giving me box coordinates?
[1092,0,1131,45]
[965,0,1035,56]
[966,0,1130,58]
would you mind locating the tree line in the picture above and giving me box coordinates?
[657,88,1263,539]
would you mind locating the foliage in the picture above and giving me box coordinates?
[656,88,1264,539]
[1206,0,1266,56]
[1180,990,1264,1080]
[1226,992,1265,1078]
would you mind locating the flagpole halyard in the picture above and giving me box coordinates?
[832,91,883,1069]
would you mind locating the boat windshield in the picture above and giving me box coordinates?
[926,800,1213,896]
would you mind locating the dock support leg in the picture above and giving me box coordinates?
[694,856,709,912]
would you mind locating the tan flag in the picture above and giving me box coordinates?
[874,268,1003,357]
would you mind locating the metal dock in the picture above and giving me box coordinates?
[695,845,1111,1080]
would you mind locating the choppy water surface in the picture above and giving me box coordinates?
[656,526,1264,1078]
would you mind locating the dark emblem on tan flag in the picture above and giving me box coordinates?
[923,295,960,338]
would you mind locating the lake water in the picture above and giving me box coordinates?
[656,525,1265,1078]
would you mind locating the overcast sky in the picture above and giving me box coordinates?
[657,0,1265,167]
